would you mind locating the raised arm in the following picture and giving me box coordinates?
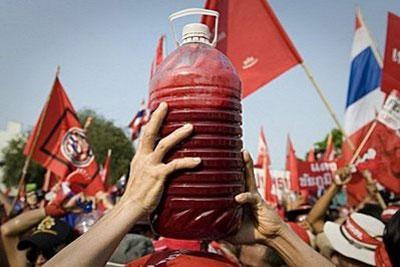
[228,151,334,267]
[1,207,46,267]
[305,166,351,233]
[45,102,201,267]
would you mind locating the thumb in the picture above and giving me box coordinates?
[235,192,260,205]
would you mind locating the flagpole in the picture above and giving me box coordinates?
[300,62,356,150]
[83,116,93,131]
[8,66,60,215]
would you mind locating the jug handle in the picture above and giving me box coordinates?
[168,8,219,47]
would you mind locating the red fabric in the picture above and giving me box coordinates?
[344,217,380,246]
[128,250,237,267]
[202,0,302,98]
[343,218,392,267]
[307,147,315,162]
[44,203,66,217]
[342,122,400,205]
[153,238,201,252]
[381,12,400,95]
[256,127,269,166]
[255,128,276,203]
[285,136,299,191]
[23,77,100,184]
[296,160,335,195]
[288,222,310,245]
[84,173,106,196]
[376,243,393,267]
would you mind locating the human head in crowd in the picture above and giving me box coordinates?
[25,183,44,210]
[383,210,400,266]
[358,203,384,221]
[106,233,154,267]
[324,212,390,267]
[17,216,74,266]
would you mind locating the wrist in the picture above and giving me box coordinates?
[116,198,147,219]
[258,222,290,247]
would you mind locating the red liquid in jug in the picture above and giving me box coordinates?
[149,42,244,240]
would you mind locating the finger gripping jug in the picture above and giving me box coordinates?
[149,8,244,240]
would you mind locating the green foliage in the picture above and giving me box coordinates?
[1,135,45,187]
[78,109,134,185]
[314,128,344,156]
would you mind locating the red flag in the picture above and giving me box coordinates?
[307,146,316,162]
[322,133,335,161]
[203,0,303,98]
[257,127,276,203]
[42,170,61,193]
[285,136,299,192]
[150,35,165,79]
[381,12,400,94]
[256,127,269,166]
[24,77,99,185]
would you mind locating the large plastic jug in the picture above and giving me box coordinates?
[149,8,244,240]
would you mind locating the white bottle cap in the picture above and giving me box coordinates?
[181,23,211,45]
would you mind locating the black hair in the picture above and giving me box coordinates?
[383,210,400,266]
[357,203,383,221]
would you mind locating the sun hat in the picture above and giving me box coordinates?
[324,212,391,266]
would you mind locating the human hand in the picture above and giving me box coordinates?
[45,192,84,217]
[120,102,201,214]
[226,151,285,246]
[333,165,352,186]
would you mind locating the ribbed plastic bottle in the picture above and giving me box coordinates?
[149,8,244,240]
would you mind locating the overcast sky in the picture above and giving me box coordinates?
[1,0,399,168]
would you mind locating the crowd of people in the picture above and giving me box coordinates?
[0,102,399,267]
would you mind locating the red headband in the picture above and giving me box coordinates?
[341,217,392,267]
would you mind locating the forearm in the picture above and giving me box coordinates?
[45,199,144,267]
[306,184,339,226]
[1,208,46,236]
[262,224,334,267]
[0,208,45,267]
[1,233,26,267]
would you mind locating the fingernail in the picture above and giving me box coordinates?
[193,157,201,163]
[183,123,193,129]
[160,102,167,108]
[235,194,243,201]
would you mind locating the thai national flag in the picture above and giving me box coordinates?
[344,9,384,139]
[342,9,386,205]
[129,100,149,141]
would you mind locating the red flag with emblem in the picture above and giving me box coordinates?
[285,136,299,192]
[24,77,99,188]
[202,0,303,98]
